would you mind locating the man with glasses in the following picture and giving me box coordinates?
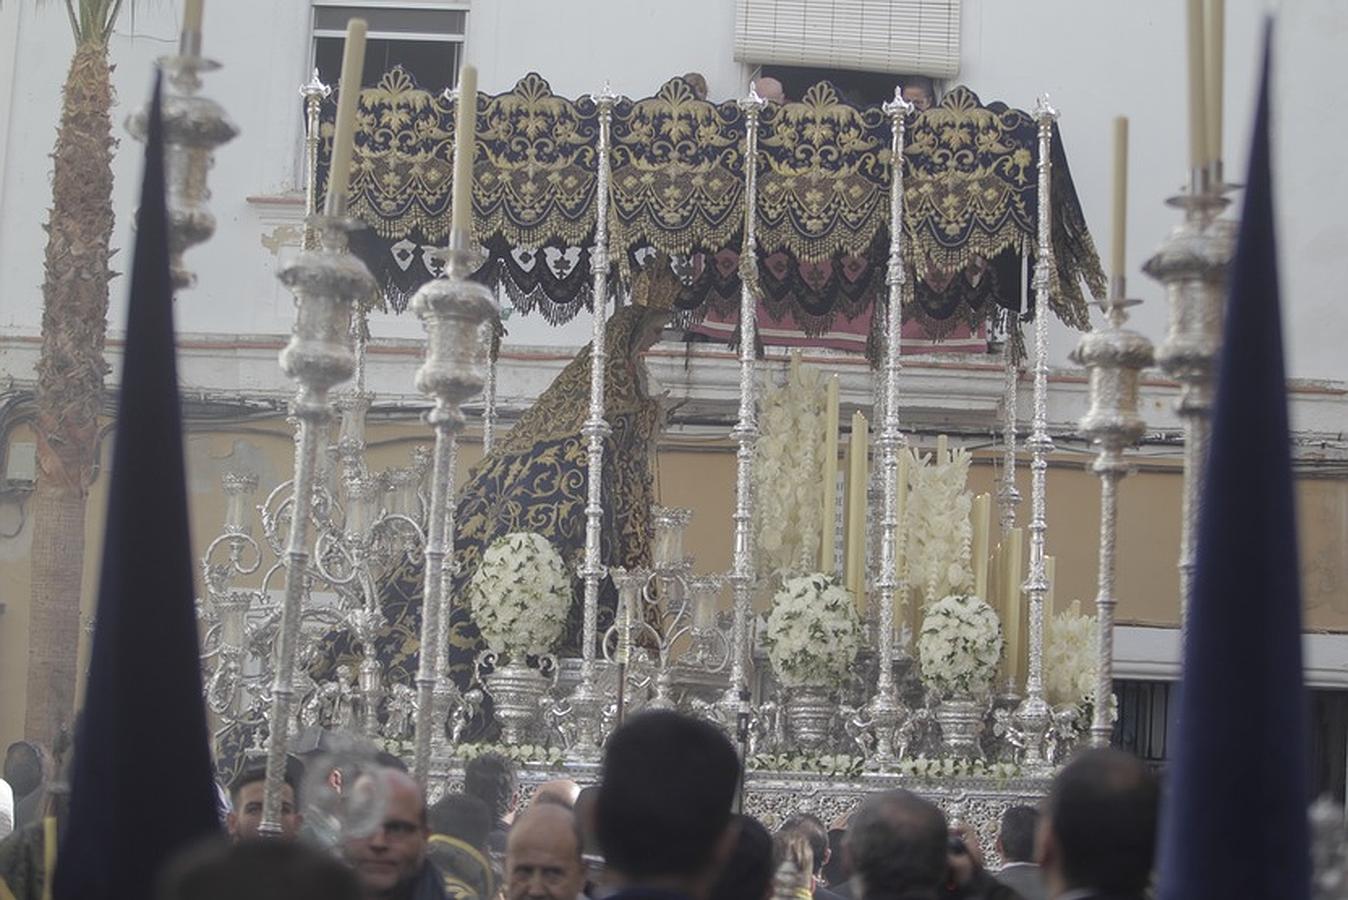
[342,767,447,900]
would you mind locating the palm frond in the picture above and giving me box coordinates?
[4,0,140,42]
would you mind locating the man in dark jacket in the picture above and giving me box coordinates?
[994,806,1045,900]
[595,711,739,900]
[1036,749,1158,900]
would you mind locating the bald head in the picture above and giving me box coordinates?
[379,768,424,820]
[755,77,785,103]
[531,779,580,809]
[506,803,585,900]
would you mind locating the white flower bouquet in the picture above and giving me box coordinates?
[763,573,861,688]
[917,593,1003,697]
[466,531,573,661]
[1045,599,1099,706]
[753,362,825,579]
[905,448,974,606]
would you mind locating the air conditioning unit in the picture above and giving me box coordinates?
[5,441,36,491]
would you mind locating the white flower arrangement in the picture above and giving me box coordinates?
[917,594,1003,697]
[374,737,414,762]
[894,755,1022,780]
[466,532,573,661]
[763,573,861,688]
[747,752,1020,780]
[753,362,825,579]
[904,448,974,607]
[1045,599,1099,707]
[456,742,565,767]
[749,753,867,777]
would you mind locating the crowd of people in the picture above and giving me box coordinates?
[0,710,1159,900]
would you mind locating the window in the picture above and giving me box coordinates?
[1111,679,1175,768]
[757,63,935,107]
[312,1,468,95]
[735,0,961,79]
[1113,680,1348,806]
[1310,689,1348,806]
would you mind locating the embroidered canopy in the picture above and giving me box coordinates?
[324,71,1103,340]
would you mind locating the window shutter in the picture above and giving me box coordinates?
[735,0,961,78]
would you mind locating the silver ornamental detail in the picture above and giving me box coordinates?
[718,84,766,725]
[127,52,239,290]
[1013,95,1058,770]
[784,686,837,751]
[998,334,1021,537]
[300,70,332,249]
[1143,183,1235,632]
[1072,285,1154,747]
[862,86,915,768]
[563,82,618,764]
[934,696,984,758]
[260,215,376,837]
[409,232,500,785]
[480,660,551,746]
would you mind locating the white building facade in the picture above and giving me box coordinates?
[0,0,1344,774]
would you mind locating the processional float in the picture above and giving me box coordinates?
[178,7,1252,854]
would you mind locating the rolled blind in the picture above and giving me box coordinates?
[734,0,961,78]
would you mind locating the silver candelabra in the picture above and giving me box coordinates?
[408,220,498,783]
[862,86,916,767]
[1012,96,1059,769]
[1143,170,1235,634]
[1073,281,1153,746]
[717,83,767,726]
[561,82,619,764]
[126,30,238,291]
[259,210,377,836]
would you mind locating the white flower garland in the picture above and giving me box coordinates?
[1045,599,1100,707]
[753,363,825,579]
[764,573,861,688]
[466,532,573,661]
[456,742,565,767]
[748,752,1020,780]
[917,593,1003,697]
[904,448,974,607]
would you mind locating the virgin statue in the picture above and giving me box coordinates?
[309,255,679,739]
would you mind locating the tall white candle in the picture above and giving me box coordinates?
[820,376,840,574]
[1111,117,1128,289]
[972,493,991,600]
[1186,0,1208,172]
[183,0,203,35]
[845,412,869,604]
[451,64,479,238]
[325,19,368,216]
[1206,0,1224,166]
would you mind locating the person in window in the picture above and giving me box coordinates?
[900,75,936,112]
[755,76,786,104]
[682,71,708,101]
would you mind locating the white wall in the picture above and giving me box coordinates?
[0,0,1342,388]
[956,0,1345,384]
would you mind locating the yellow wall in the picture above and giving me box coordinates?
[1,416,1345,752]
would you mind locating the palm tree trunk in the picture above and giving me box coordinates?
[25,39,115,747]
